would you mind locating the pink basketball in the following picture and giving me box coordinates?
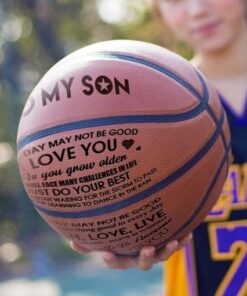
[17,40,230,255]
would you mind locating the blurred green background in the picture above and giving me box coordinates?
[0,1,191,295]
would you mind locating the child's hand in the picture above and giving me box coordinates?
[70,233,192,271]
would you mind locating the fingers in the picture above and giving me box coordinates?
[157,240,179,261]
[138,246,156,271]
[70,241,91,254]
[70,242,156,271]
[71,233,193,271]
[102,252,121,269]
[102,252,135,270]
[102,246,156,271]
[157,233,193,261]
[177,233,193,250]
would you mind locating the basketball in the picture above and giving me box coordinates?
[17,40,230,255]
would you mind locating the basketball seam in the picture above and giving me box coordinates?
[194,69,228,151]
[17,53,208,150]
[17,108,206,150]
[33,110,225,219]
[94,53,203,99]
[122,143,231,256]
[150,146,230,254]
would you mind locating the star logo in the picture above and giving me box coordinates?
[98,78,111,91]
[95,76,113,94]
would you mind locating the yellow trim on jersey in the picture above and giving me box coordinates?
[164,249,189,296]
[206,164,247,222]
[164,241,197,296]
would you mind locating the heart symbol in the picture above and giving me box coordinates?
[122,139,135,150]
[136,146,141,151]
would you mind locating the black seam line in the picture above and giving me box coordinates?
[206,106,228,151]
[17,103,208,151]
[17,52,208,150]
[18,53,209,150]
[195,68,228,152]
[81,52,205,103]
[33,110,225,219]
[152,144,230,254]
[120,143,230,257]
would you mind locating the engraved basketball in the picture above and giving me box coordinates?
[17,40,230,255]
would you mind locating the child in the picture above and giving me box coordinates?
[154,1,247,295]
[73,1,247,295]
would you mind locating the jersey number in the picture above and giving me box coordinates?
[209,221,247,296]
